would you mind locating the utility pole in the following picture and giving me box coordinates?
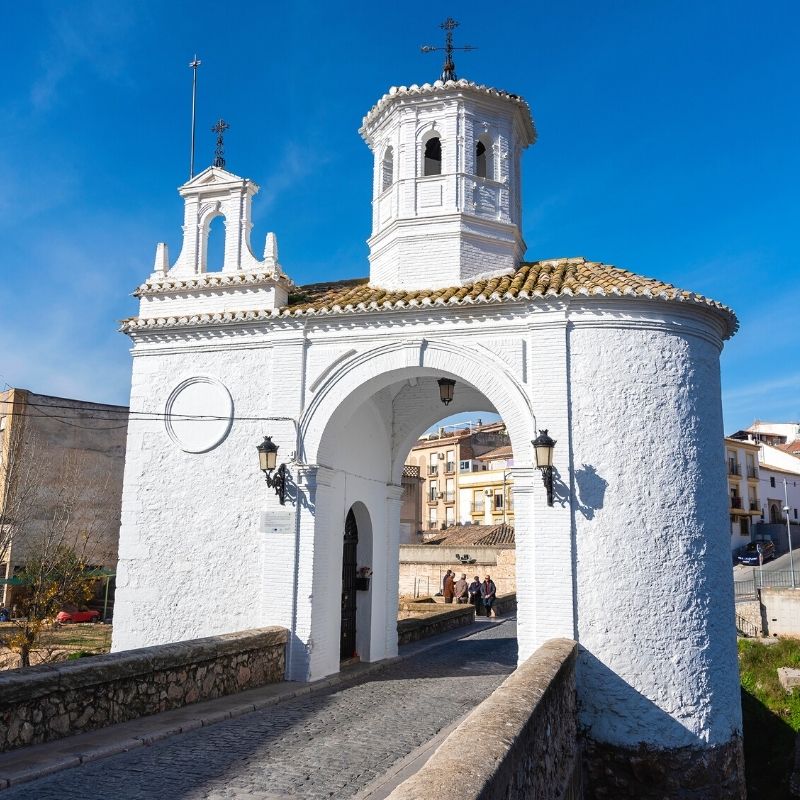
[188,55,201,179]
[783,478,796,588]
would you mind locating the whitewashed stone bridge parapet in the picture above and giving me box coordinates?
[0,628,287,752]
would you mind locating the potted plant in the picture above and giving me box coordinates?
[355,566,372,591]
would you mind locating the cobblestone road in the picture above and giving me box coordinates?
[5,620,517,800]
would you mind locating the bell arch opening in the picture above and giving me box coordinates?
[202,212,226,273]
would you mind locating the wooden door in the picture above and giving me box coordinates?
[340,509,358,660]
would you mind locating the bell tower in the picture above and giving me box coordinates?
[360,78,536,291]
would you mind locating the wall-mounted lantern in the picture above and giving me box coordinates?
[532,429,556,507]
[257,435,288,505]
[437,378,456,406]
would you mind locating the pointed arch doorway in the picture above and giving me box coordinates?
[340,509,359,661]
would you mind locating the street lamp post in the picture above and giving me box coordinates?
[782,479,796,589]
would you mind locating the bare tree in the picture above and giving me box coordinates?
[3,448,108,667]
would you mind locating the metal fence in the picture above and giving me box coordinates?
[735,614,760,638]
[734,569,800,602]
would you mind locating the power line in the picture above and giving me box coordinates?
[0,400,276,424]
[0,405,297,430]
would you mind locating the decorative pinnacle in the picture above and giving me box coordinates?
[420,17,477,82]
[211,118,230,169]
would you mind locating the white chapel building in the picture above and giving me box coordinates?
[114,72,744,790]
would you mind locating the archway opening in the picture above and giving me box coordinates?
[304,363,529,680]
[399,409,517,625]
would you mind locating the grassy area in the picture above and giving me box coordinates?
[739,638,800,799]
[0,622,112,667]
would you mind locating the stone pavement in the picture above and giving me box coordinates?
[2,619,517,799]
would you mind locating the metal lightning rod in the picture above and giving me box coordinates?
[188,55,201,179]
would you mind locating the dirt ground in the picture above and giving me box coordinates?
[0,622,112,669]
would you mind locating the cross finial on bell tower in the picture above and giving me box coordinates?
[212,119,230,168]
[420,17,477,82]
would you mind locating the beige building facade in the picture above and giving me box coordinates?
[724,437,761,552]
[0,388,127,603]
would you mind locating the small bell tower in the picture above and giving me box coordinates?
[137,164,291,321]
[360,65,536,291]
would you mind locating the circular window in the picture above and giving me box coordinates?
[165,377,233,453]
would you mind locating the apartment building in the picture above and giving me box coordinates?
[404,421,512,533]
[727,423,800,550]
[458,445,515,526]
[399,465,423,543]
[724,437,762,552]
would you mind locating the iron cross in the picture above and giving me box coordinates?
[212,118,230,169]
[420,17,477,82]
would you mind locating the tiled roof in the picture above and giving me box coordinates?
[424,524,515,547]
[122,258,738,336]
[361,79,535,144]
[134,269,289,297]
[475,445,513,462]
[776,441,800,457]
[759,462,800,477]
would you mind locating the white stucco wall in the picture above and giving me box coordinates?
[568,313,742,749]
[112,343,274,652]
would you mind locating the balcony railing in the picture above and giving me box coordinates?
[428,466,439,476]
[728,462,741,476]
[445,462,456,474]
[427,521,439,530]
[443,492,455,503]
[747,466,759,479]
[471,502,485,513]
[749,500,760,511]
[730,497,743,509]
[427,495,439,504]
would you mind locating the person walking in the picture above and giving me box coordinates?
[443,570,455,604]
[481,574,497,618]
[468,575,482,615]
[454,573,468,604]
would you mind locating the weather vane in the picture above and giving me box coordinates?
[212,119,230,169]
[420,17,476,82]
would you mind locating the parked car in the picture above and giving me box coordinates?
[56,609,101,624]
[737,541,776,566]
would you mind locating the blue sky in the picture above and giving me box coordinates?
[0,1,797,433]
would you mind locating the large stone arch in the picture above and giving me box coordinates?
[300,338,535,471]
[294,337,538,680]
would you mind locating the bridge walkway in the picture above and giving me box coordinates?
[0,618,517,800]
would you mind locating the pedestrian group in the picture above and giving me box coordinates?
[442,570,497,617]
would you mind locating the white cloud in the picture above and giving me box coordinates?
[30,2,141,112]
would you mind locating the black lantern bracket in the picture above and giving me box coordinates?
[265,462,288,505]
[531,429,557,507]
[539,464,554,507]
